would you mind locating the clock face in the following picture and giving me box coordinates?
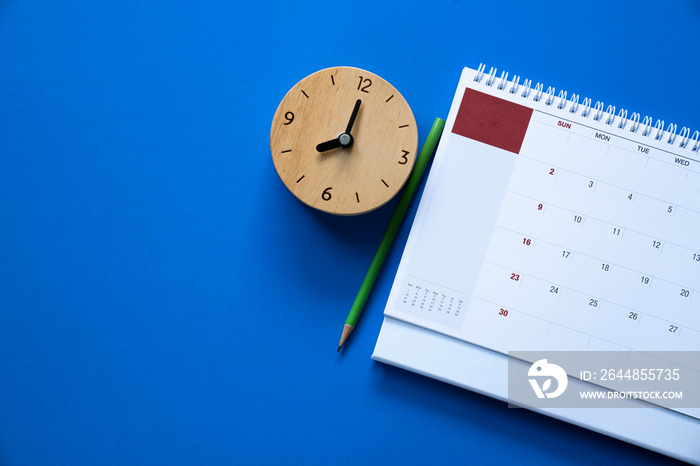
[270,67,418,215]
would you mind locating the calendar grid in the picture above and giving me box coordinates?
[500,190,699,290]
[477,254,698,341]
[516,153,700,226]
[468,293,671,354]
[464,106,700,354]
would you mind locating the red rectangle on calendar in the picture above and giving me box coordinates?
[452,88,533,154]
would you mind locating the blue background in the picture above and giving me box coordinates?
[1,1,698,464]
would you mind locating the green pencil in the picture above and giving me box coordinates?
[337,117,446,351]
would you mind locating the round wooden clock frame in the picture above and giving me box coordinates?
[270,66,418,215]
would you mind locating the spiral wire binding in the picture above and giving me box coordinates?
[497,71,508,91]
[692,131,700,152]
[641,116,653,137]
[556,90,567,110]
[474,63,486,82]
[604,105,615,126]
[666,124,677,144]
[617,109,628,129]
[509,75,520,94]
[581,97,592,118]
[473,64,697,154]
[485,67,497,87]
[544,86,555,106]
[533,83,544,102]
[592,101,604,122]
[630,113,641,133]
[569,94,579,114]
[653,120,665,141]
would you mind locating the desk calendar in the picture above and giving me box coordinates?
[373,65,700,463]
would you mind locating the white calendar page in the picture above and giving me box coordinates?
[384,67,700,389]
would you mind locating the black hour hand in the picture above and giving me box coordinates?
[316,137,342,152]
[316,133,354,152]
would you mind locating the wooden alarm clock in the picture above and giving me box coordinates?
[270,67,418,215]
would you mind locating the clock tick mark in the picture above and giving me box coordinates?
[356,192,360,203]
[296,175,305,183]
[301,90,309,98]
[281,149,292,154]
[386,95,394,103]
[381,179,389,188]
[399,124,409,128]
[331,75,335,86]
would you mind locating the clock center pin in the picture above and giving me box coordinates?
[339,133,353,148]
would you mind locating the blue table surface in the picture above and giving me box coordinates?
[1,1,698,464]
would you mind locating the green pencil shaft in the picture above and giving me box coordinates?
[344,117,446,327]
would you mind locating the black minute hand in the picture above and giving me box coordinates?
[345,99,361,134]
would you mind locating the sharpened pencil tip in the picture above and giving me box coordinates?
[337,324,354,353]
